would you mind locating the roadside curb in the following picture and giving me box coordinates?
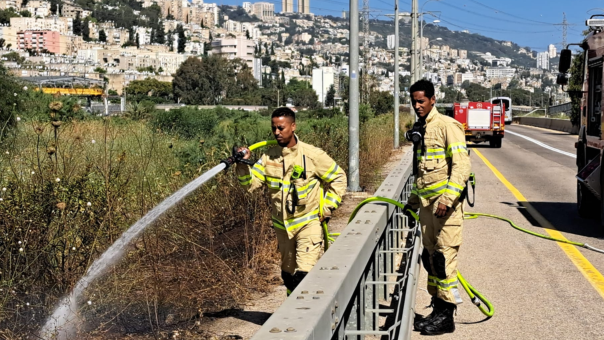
[512,116,578,134]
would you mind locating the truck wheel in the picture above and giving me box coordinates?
[489,137,502,148]
[578,181,598,218]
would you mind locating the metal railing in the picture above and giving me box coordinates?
[251,150,421,340]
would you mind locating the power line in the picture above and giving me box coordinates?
[467,0,557,25]
[437,1,568,27]
[436,17,560,35]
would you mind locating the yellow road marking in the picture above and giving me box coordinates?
[473,148,604,300]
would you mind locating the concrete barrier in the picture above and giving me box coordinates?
[512,116,579,134]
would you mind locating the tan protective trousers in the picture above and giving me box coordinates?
[274,219,323,274]
[419,200,464,304]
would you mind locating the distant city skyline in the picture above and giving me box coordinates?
[223,0,599,52]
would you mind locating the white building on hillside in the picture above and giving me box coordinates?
[312,66,334,105]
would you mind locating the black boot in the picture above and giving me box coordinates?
[413,298,440,332]
[421,299,456,336]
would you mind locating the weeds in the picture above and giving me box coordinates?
[0,105,413,338]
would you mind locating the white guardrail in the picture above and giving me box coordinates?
[251,150,421,340]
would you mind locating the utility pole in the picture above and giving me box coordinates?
[362,0,370,104]
[393,0,400,149]
[348,0,361,191]
[410,0,418,84]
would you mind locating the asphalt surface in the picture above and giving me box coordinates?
[412,124,604,340]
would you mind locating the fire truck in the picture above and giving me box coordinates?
[446,102,505,148]
[557,15,604,229]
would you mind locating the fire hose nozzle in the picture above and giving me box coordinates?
[221,146,255,169]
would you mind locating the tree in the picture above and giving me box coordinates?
[246,29,251,39]
[135,33,140,48]
[325,84,336,107]
[270,44,275,55]
[464,83,490,102]
[0,64,25,139]
[0,38,4,49]
[441,86,464,103]
[156,21,165,44]
[369,90,394,114]
[177,24,186,53]
[204,32,212,55]
[82,18,90,41]
[173,55,257,105]
[125,78,173,102]
[3,51,24,63]
[290,88,319,108]
[568,51,585,126]
[98,29,107,42]
[73,12,82,35]
[200,19,205,28]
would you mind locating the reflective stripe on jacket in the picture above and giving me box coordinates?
[407,107,471,209]
[236,136,347,239]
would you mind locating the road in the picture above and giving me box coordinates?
[412,124,604,340]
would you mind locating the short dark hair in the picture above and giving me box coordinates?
[409,79,435,99]
[271,107,296,122]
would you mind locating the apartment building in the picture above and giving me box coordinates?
[26,0,51,18]
[486,67,516,79]
[0,0,22,10]
[61,3,91,19]
[250,2,274,21]
[10,17,73,35]
[211,36,255,67]
[17,30,61,54]
[0,26,18,49]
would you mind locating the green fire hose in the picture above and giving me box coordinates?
[347,196,494,318]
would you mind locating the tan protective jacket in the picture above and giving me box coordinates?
[236,136,347,239]
[407,107,471,210]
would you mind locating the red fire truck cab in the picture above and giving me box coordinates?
[452,102,505,148]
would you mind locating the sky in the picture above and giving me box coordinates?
[222,0,601,52]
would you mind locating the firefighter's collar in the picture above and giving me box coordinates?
[281,134,299,156]
[423,106,440,124]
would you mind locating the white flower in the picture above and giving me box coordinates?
[87,202,92,207]
[87,300,92,305]
[55,178,60,182]
[4,151,8,155]
[19,248,23,252]
[91,139,96,144]
[0,198,3,201]
[13,93,17,97]
[31,171,35,175]
[72,247,76,250]
[23,86,28,91]
[2,188,5,191]
[26,302,29,306]
[16,117,20,121]
[18,241,21,244]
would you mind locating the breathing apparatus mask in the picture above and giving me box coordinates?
[406,119,426,177]
[405,121,425,146]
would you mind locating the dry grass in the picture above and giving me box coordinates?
[0,111,414,339]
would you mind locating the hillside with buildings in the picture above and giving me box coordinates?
[0,0,565,107]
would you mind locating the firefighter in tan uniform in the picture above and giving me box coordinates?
[404,80,471,335]
[236,107,347,296]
